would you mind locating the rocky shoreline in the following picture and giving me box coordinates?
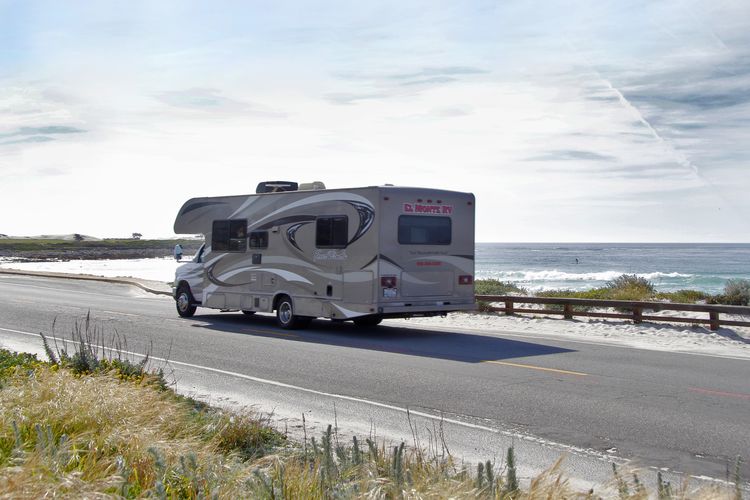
[0,240,203,262]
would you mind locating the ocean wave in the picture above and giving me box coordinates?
[479,270,693,282]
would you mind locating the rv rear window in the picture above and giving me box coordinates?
[316,216,348,248]
[398,215,451,245]
[212,219,247,252]
[249,231,268,249]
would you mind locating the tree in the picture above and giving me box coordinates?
[132,232,142,240]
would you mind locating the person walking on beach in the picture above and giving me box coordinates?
[174,243,183,261]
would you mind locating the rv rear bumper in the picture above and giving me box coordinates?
[377,301,476,318]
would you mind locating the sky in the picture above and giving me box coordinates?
[1,0,749,242]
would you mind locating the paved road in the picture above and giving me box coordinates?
[1,274,748,489]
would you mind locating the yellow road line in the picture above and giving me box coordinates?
[482,360,588,377]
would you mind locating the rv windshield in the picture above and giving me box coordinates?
[193,243,205,263]
[398,215,451,245]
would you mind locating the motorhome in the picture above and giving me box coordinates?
[172,181,475,328]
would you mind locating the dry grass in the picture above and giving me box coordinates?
[0,366,278,497]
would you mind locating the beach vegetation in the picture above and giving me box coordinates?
[534,275,718,306]
[0,344,743,498]
[475,280,529,313]
[40,312,167,389]
[535,288,607,300]
[533,275,656,306]
[654,289,710,304]
[475,279,528,296]
[713,278,750,306]
[604,274,655,301]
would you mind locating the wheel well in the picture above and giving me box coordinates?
[176,280,191,293]
[273,293,290,311]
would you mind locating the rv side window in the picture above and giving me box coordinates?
[212,219,247,252]
[316,216,348,248]
[249,231,268,249]
[398,215,451,245]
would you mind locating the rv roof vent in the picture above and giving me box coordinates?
[256,181,298,193]
[299,181,326,191]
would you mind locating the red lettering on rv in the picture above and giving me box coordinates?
[404,203,454,214]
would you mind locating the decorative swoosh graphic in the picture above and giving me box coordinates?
[206,261,238,287]
[180,201,226,216]
[287,222,312,251]
[379,254,403,270]
[451,254,475,261]
[359,255,379,270]
[345,201,375,245]
[207,260,315,287]
[278,199,375,252]
[256,215,316,230]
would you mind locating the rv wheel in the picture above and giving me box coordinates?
[275,296,310,329]
[175,285,197,318]
[353,315,383,327]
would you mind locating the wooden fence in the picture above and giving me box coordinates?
[475,295,750,331]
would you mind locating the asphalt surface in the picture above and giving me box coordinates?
[1,274,748,490]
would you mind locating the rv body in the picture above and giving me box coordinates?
[172,184,475,327]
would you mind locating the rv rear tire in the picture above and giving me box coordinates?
[176,285,197,318]
[275,296,310,329]
[353,315,383,327]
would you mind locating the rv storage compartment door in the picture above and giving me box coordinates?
[401,271,454,297]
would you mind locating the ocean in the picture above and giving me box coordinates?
[475,243,750,294]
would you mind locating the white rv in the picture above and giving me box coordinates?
[172,182,475,328]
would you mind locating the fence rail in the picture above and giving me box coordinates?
[475,295,750,331]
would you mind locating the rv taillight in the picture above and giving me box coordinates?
[381,276,397,288]
[458,275,473,285]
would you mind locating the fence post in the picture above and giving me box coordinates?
[563,303,573,320]
[709,311,720,331]
[504,299,514,316]
[633,306,642,324]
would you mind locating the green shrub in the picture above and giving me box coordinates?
[604,274,655,301]
[0,350,47,382]
[655,289,709,304]
[722,279,750,306]
[40,313,167,388]
[213,411,285,460]
[475,279,527,296]
[476,300,496,313]
[533,277,657,302]
[533,289,593,312]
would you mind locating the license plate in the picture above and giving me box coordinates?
[383,288,397,298]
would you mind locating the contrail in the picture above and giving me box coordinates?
[598,76,702,180]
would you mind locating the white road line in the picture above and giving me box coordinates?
[101,310,140,317]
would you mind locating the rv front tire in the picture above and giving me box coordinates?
[175,285,197,318]
[275,295,311,329]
